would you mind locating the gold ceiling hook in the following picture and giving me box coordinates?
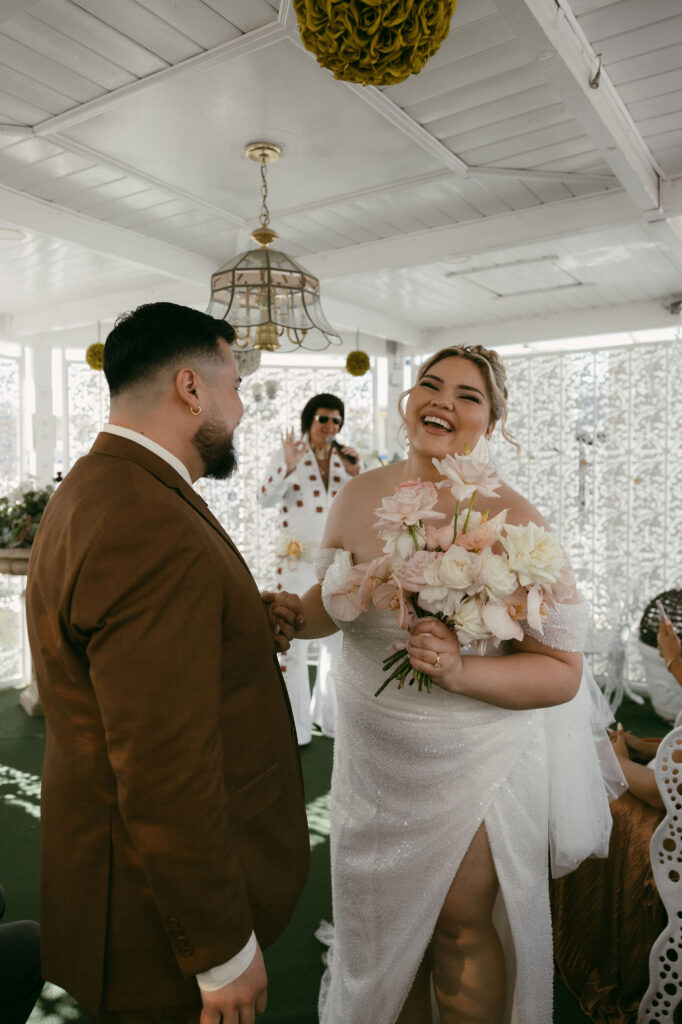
[589,53,602,89]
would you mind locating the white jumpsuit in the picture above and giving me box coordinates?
[258,442,355,744]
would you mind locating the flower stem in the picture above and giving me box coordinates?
[382,647,408,669]
[452,503,459,543]
[462,490,477,533]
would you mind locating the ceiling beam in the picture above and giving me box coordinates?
[277,0,299,31]
[49,134,246,227]
[284,23,469,176]
[9,281,208,339]
[276,165,618,221]
[8,266,424,348]
[343,80,469,176]
[306,190,639,280]
[660,178,682,219]
[427,299,680,350]
[0,124,33,137]
[470,165,617,186]
[318,295,425,348]
[0,0,41,25]
[0,184,215,284]
[495,0,661,213]
[32,22,286,137]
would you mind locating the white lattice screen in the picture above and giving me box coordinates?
[1,339,680,698]
[489,342,682,696]
[196,361,375,589]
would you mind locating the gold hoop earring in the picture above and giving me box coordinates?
[190,405,201,416]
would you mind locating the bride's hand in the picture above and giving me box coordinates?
[407,618,462,691]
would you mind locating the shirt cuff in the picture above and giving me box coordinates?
[196,932,257,991]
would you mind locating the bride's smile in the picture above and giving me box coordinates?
[405,355,493,466]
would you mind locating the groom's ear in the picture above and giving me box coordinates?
[175,366,201,410]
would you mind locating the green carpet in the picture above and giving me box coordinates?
[0,685,669,1023]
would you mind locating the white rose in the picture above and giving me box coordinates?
[438,546,478,592]
[453,598,489,645]
[500,522,565,587]
[417,584,449,615]
[478,548,518,597]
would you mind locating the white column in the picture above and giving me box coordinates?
[29,343,55,486]
[384,340,407,461]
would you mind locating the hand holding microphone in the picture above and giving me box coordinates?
[329,438,358,466]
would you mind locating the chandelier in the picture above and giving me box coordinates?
[207,142,341,353]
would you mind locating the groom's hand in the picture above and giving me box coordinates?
[262,591,305,652]
[199,943,267,1024]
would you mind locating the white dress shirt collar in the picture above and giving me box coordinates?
[102,424,193,487]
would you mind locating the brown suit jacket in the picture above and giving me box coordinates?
[26,433,310,1013]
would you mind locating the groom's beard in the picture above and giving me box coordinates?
[192,418,237,480]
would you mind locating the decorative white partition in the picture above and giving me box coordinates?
[196,359,376,588]
[0,338,680,695]
[491,342,682,700]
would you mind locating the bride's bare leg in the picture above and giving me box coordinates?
[396,948,433,1024]
[431,824,506,1024]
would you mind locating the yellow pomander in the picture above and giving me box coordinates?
[293,0,457,86]
[86,342,104,371]
[346,350,371,376]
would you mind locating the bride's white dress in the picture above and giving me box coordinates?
[317,548,625,1024]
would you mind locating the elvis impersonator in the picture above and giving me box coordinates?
[259,393,359,743]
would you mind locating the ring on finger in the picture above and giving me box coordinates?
[434,652,441,668]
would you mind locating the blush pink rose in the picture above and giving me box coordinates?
[375,478,445,538]
[398,550,441,593]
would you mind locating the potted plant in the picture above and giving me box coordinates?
[0,482,56,548]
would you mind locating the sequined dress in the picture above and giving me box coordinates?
[317,548,625,1024]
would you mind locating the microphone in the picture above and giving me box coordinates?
[328,438,358,465]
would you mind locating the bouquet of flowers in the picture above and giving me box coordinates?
[327,438,568,696]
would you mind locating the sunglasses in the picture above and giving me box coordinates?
[314,415,342,425]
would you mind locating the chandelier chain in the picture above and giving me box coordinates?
[259,160,270,228]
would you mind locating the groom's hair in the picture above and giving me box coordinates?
[103,302,236,396]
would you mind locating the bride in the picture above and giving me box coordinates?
[287,344,623,1024]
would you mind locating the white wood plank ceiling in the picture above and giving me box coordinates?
[0,0,680,351]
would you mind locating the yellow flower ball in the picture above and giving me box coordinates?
[86,342,105,371]
[346,350,371,376]
[293,0,457,86]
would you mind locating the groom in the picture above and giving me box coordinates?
[26,302,310,1023]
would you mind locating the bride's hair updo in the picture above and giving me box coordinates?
[401,344,518,449]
